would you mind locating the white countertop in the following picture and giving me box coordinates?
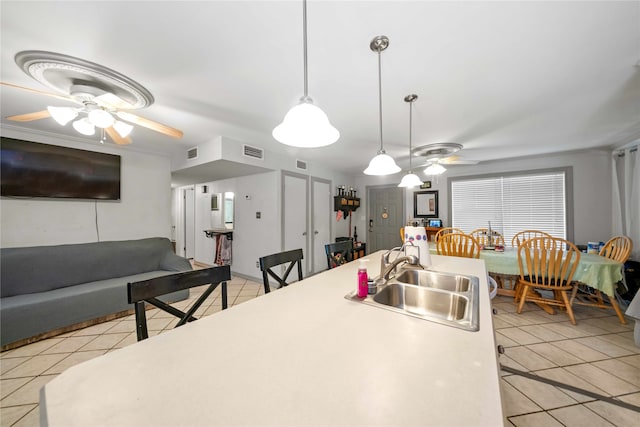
[41,252,504,426]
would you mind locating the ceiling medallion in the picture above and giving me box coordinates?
[412,143,463,160]
[15,50,154,109]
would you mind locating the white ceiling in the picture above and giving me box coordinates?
[1,1,639,178]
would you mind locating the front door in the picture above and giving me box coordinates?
[368,186,404,253]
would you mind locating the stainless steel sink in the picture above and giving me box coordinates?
[345,269,479,331]
[373,283,469,321]
[393,270,471,292]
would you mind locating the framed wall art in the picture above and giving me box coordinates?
[413,190,439,218]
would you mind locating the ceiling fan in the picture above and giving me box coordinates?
[1,51,183,145]
[412,143,479,174]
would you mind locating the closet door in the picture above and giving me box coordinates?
[283,172,309,277]
[311,178,331,274]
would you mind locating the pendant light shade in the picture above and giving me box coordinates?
[364,35,400,176]
[273,0,339,148]
[72,118,95,136]
[398,94,423,188]
[88,108,115,128]
[272,98,339,147]
[113,120,134,138]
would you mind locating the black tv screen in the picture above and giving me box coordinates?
[1,137,121,200]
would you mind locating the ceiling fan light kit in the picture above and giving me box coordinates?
[398,94,423,188]
[364,35,401,176]
[424,162,447,175]
[273,0,339,148]
[4,50,183,145]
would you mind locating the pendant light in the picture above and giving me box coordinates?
[398,94,423,188]
[272,0,339,148]
[364,36,401,175]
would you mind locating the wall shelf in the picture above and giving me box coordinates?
[334,196,360,213]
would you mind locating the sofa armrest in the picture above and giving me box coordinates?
[160,252,193,272]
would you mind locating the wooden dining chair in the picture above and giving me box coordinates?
[516,236,580,324]
[436,233,481,259]
[570,235,632,324]
[127,266,231,341]
[325,240,353,269]
[511,230,551,248]
[469,228,505,247]
[259,248,304,293]
[434,227,464,243]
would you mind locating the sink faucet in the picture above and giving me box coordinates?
[381,255,421,281]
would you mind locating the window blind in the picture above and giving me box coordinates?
[451,171,566,245]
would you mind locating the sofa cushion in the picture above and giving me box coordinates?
[1,237,183,297]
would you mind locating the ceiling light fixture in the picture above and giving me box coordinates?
[398,94,423,188]
[87,108,115,128]
[364,36,401,176]
[113,120,134,138]
[72,117,95,136]
[272,0,339,148]
[424,161,447,175]
[47,106,78,125]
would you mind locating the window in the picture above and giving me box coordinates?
[449,168,571,244]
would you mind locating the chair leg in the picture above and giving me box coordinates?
[560,290,576,325]
[134,301,149,341]
[516,284,529,314]
[221,281,228,309]
[608,293,628,325]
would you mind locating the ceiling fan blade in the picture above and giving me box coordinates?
[95,93,135,110]
[1,82,78,103]
[116,111,183,139]
[439,155,479,165]
[7,110,51,122]
[105,127,132,145]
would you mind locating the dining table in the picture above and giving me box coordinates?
[429,243,626,322]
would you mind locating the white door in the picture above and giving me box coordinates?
[283,173,308,276]
[183,188,195,259]
[312,178,331,274]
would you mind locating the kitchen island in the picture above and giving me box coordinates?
[40,252,504,426]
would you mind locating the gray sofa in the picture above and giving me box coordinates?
[1,237,191,347]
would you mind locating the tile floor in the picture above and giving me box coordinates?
[1,277,639,426]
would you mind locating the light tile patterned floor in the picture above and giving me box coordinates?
[1,279,639,426]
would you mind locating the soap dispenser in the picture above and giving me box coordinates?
[357,259,369,298]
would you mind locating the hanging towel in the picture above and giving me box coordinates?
[215,234,233,266]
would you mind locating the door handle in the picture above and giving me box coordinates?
[314,230,319,235]
[302,231,307,236]
[369,219,373,232]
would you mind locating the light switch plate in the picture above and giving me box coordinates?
[256,212,261,219]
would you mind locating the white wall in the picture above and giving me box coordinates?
[1,129,173,248]
[355,149,613,246]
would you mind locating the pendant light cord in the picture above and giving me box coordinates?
[302,0,308,98]
[378,49,383,152]
[409,101,413,170]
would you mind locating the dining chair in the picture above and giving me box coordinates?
[436,233,481,258]
[511,230,551,248]
[570,235,633,324]
[259,248,304,293]
[469,228,505,247]
[434,227,464,243]
[127,265,231,341]
[325,240,353,269]
[516,236,580,324]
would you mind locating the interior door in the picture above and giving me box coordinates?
[283,172,308,277]
[183,187,195,259]
[311,178,331,274]
[368,186,404,253]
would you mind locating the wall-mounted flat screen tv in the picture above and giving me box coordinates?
[1,137,121,200]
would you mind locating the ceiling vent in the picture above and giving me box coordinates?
[243,144,264,160]
[296,159,308,171]
[187,147,198,160]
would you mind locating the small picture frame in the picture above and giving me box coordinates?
[420,181,432,189]
[413,190,439,218]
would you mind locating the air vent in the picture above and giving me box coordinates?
[296,159,308,170]
[243,144,264,160]
[187,147,198,160]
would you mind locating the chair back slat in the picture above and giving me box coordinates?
[599,236,632,263]
[259,248,304,293]
[512,230,552,248]
[436,233,481,259]
[325,240,353,269]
